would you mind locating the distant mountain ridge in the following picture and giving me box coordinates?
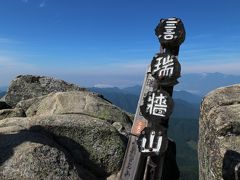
[121,85,142,95]
[90,74,237,179]
[177,72,240,96]
[0,91,6,99]
[89,85,200,179]
[90,72,240,105]
[89,86,201,115]
[91,72,240,97]
[0,86,7,92]
[89,87,139,113]
[0,86,7,98]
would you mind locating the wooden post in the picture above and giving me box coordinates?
[119,17,186,180]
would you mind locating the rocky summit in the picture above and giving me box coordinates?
[198,84,240,180]
[0,75,132,179]
[4,75,86,107]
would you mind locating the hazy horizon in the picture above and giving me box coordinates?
[1,72,240,94]
[0,1,240,88]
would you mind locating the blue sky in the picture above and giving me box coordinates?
[0,0,240,87]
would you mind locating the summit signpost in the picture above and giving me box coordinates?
[119,17,186,180]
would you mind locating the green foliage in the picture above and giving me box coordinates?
[168,118,199,180]
[89,87,139,113]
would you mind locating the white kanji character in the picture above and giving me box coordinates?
[152,57,163,73]
[159,55,174,77]
[152,55,174,77]
[146,93,155,114]
[146,93,168,117]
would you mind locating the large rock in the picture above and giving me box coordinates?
[0,131,85,179]
[5,75,86,107]
[0,75,134,179]
[0,114,127,179]
[31,114,127,176]
[198,84,240,180]
[21,91,132,132]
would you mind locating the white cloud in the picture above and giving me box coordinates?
[0,55,38,86]
[39,1,45,8]
[182,61,240,75]
[36,61,148,88]
[94,84,114,88]
[48,60,148,76]
[21,0,46,8]
[1,50,239,88]
[189,33,213,40]
[0,38,20,44]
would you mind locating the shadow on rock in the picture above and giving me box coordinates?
[162,139,180,180]
[0,125,114,179]
[223,150,240,180]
